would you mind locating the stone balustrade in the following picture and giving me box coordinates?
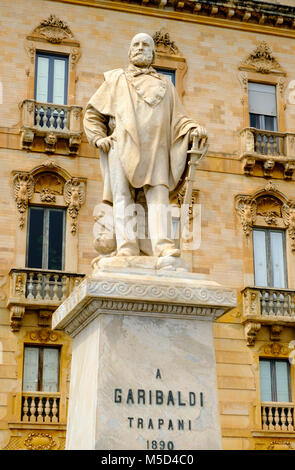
[20,99,83,154]
[240,127,295,179]
[242,286,295,320]
[261,402,294,432]
[21,392,61,424]
[7,268,85,331]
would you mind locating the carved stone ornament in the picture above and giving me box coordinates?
[63,178,85,234]
[13,173,34,229]
[40,188,56,203]
[256,196,281,225]
[153,29,179,55]
[236,182,295,249]
[24,432,56,450]
[32,14,74,44]
[282,203,295,251]
[267,441,293,451]
[29,329,58,343]
[244,321,261,346]
[263,343,288,356]
[241,41,283,74]
[235,196,257,237]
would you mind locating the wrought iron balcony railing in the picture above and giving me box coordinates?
[20,99,83,154]
[240,127,295,179]
[7,268,85,331]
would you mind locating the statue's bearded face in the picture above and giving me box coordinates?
[129,34,155,67]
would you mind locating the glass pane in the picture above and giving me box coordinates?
[48,209,64,270]
[27,207,44,269]
[264,116,277,132]
[248,83,277,116]
[154,67,175,85]
[275,361,290,402]
[53,59,66,104]
[270,231,286,288]
[42,348,59,392]
[260,360,272,402]
[35,56,49,102]
[253,229,268,286]
[23,347,39,391]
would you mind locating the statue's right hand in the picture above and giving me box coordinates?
[95,136,116,153]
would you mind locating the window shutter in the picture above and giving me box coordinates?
[35,56,49,102]
[248,83,277,117]
[42,348,59,392]
[253,229,268,287]
[259,360,272,402]
[275,361,290,402]
[53,59,66,105]
[270,231,286,288]
[23,347,39,391]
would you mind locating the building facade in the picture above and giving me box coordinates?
[1,0,295,450]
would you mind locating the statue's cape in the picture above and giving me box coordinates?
[87,68,197,204]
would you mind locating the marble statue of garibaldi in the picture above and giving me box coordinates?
[83,33,207,258]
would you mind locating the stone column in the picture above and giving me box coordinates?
[52,267,236,450]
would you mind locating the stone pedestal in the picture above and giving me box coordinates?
[52,265,236,450]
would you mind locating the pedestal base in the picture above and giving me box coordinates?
[52,268,236,450]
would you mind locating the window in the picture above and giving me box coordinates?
[23,346,60,392]
[154,67,176,85]
[253,228,287,288]
[35,52,69,105]
[248,82,277,131]
[27,206,66,271]
[260,359,291,402]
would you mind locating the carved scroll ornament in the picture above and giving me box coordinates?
[32,14,74,44]
[13,173,34,229]
[63,178,85,235]
[241,41,283,74]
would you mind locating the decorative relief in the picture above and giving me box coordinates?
[64,178,86,234]
[241,41,283,74]
[267,441,293,450]
[153,29,179,55]
[244,322,261,346]
[24,432,56,450]
[235,182,295,250]
[35,171,64,201]
[256,196,281,225]
[13,173,34,229]
[235,196,257,237]
[32,15,74,44]
[40,188,56,203]
[263,343,288,356]
[29,329,58,343]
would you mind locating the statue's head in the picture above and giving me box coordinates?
[128,33,155,67]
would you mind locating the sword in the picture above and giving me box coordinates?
[180,134,208,248]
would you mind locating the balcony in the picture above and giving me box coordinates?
[261,402,295,432]
[20,99,83,155]
[242,286,295,345]
[7,268,85,331]
[21,392,62,424]
[240,127,295,179]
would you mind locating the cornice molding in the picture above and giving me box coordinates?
[51,0,295,38]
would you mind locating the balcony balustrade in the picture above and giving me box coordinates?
[261,402,295,432]
[7,268,84,331]
[242,286,295,345]
[240,127,295,179]
[21,392,61,424]
[20,99,83,154]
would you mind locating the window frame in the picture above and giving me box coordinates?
[252,226,288,289]
[22,344,61,393]
[34,51,69,105]
[259,358,292,403]
[248,81,278,132]
[26,205,66,271]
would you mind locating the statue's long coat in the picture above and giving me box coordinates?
[83,67,197,204]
